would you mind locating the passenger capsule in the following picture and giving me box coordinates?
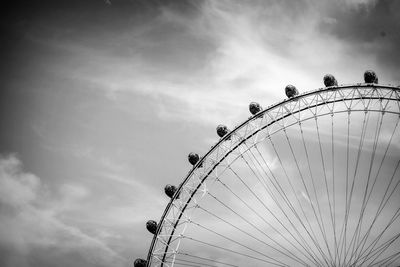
[134,258,147,267]
[164,184,178,198]
[249,102,262,115]
[285,85,299,98]
[146,220,157,235]
[364,70,378,84]
[188,153,199,165]
[323,74,338,87]
[216,124,230,137]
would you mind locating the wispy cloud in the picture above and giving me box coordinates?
[34,0,398,128]
[0,154,126,267]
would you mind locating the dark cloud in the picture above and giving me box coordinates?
[318,0,400,76]
[0,0,213,89]
[0,0,204,47]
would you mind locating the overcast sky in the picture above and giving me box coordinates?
[0,0,399,266]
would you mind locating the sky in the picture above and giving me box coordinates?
[0,0,399,266]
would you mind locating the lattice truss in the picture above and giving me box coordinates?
[147,85,400,267]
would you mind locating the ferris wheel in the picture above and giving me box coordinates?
[135,71,400,267]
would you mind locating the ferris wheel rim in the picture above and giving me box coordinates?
[146,83,400,266]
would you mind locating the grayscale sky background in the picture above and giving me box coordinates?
[0,0,399,266]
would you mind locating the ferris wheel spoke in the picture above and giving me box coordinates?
[165,258,209,267]
[214,176,315,265]
[353,162,400,265]
[171,255,237,267]
[243,142,326,264]
[229,162,324,266]
[177,252,240,267]
[336,112,352,264]
[232,150,310,246]
[369,251,400,267]
[346,110,388,265]
[355,158,400,261]
[362,220,400,265]
[189,219,291,266]
[361,231,400,266]
[264,136,332,266]
[252,143,314,228]
[195,202,310,266]
[355,208,400,266]
[315,117,337,266]
[173,258,219,267]
[195,204,281,253]
[342,111,370,264]
[183,236,288,266]
[351,112,385,261]
[314,117,337,263]
[347,113,381,262]
[330,113,340,266]
[163,262,200,267]
[250,144,308,230]
[239,149,279,206]
[167,256,233,267]
[241,142,318,251]
[252,140,333,265]
[205,188,317,266]
[353,116,400,257]
[298,121,332,261]
[282,125,336,264]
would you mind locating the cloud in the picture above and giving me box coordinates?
[68,0,399,126]
[6,0,398,130]
[0,156,40,206]
[0,154,126,267]
[1,0,318,127]
[318,0,400,77]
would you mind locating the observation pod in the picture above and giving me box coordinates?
[216,124,230,138]
[364,70,378,84]
[134,258,147,267]
[164,184,178,198]
[285,85,299,98]
[146,220,157,235]
[323,74,338,87]
[249,102,262,115]
[188,152,199,165]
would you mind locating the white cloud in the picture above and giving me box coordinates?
[0,154,126,267]
[24,0,394,130]
[0,155,40,206]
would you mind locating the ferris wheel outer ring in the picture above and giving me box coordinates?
[145,83,400,266]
